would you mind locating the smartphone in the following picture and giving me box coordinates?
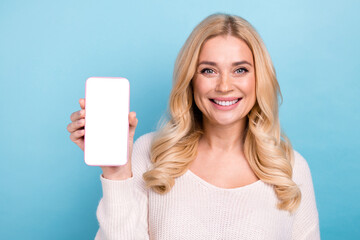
[84,77,130,166]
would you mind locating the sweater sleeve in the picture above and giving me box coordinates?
[94,132,154,240]
[291,150,321,240]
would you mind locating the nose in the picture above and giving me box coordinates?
[215,73,233,93]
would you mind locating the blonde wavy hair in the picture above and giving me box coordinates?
[143,13,301,213]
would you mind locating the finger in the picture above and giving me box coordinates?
[69,129,85,142]
[70,109,85,122]
[67,119,85,133]
[129,112,138,127]
[128,112,138,138]
[79,98,85,109]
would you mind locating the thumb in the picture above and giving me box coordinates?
[129,112,138,137]
[79,98,85,109]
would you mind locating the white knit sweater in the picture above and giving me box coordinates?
[95,132,320,240]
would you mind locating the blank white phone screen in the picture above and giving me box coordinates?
[84,77,129,166]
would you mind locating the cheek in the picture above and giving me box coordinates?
[192,78,212,112]
[193,77,210,92]
[247,77,257,108]
[193,78,210,101]
[242,76,256,98]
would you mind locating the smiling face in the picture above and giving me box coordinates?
[192,35,256,127]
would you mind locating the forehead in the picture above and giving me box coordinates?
[198,35,253,64]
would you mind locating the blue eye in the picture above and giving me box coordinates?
[235,68,248,74]
[200,68,215,74]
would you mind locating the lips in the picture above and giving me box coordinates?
[209,97,242,105]
[208,97,242,109]
[210,97,241,101]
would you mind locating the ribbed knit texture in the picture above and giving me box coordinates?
[95,132,320,240]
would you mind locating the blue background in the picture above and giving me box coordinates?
[1,0,359,239]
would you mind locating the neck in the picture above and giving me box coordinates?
[200,117,248,153]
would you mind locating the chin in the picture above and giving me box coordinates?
[210,117,241,126]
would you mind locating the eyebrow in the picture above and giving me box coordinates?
[197,61,253,67]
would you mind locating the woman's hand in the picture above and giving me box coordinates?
[67,98,138,180]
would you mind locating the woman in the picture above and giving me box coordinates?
[67,13,320,239]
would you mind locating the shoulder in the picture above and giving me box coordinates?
[134,131,157,146]
[291,150,320,230]
[292,149,315,187]
[133,131,157,156]
[131,131,157,171]
[292,149,309,170]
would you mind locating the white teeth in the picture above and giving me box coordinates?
[213,99,239,106]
